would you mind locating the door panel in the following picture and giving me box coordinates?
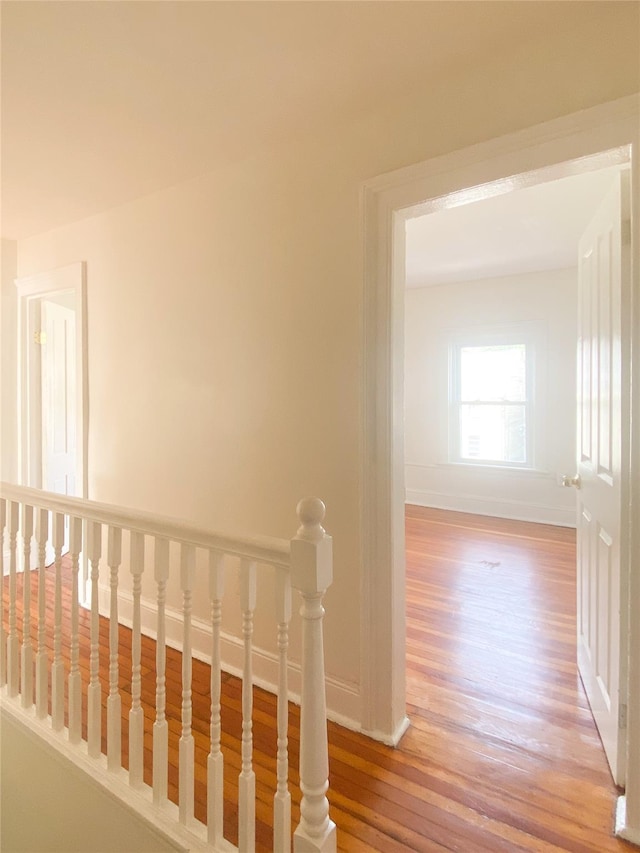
[576,171,626,786]
[41,300,77,497]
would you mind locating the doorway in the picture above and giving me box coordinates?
[16,262,88,501]
[29,290,78,495]
[402,163,629,786]
[360,96,640,841]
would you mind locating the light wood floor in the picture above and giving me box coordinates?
[2,507,633,852]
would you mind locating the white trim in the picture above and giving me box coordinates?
[361,93,640,779]
[15,262,88,501]
[416,462,553,477]
[1,482,290,568]
[96,584,362,732]
[616,797,640,847]
[624,105,640,841]
[362,715,411,748]
[405,489,576,528]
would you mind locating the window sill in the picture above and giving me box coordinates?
[436,462,552,477]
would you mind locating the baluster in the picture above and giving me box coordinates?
[153,537,170,805]
[129,531,145,788]
[207,551,225,846]
[239,559,256,853]
[178,545,196,825]
[291,499,336,853]
[274,569,292,853]
[87,521,102,758]
[0,500,6,687]
[20,504,34,708]
[51,512,66,730]
[68,517,83,743]
[35,509,49,718]
[7,501,19,697]
[179,543,195,826]
[106,526,123,769]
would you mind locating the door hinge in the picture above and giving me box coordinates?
[619,703,628,729]
[34,330,47,345]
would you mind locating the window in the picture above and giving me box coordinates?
[450,341,533,467]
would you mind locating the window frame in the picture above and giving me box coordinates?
[448,330,537,470]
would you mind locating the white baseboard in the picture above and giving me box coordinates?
[97,584,362,731]
[616,796,640,846]
[361,714,411,747]
[405,488,576,528]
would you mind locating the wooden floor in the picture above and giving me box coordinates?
[2,507,633,852]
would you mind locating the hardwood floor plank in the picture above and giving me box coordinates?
[2,506,633,851]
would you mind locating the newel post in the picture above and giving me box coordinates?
[291,498,337,853]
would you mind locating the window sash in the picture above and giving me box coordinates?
[449,342,534,468]
[458,343,527,403]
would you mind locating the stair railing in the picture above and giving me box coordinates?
[0,482,336,853]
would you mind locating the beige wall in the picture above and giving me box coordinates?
[404,268,577,526]
[1,238,18,482]
[0,713,184,853]
[13,14,640,700]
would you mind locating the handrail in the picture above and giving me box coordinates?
[1,483,337,851]
[0,482,291,568]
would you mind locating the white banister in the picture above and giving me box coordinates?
[179,542,195,826]
[35,507,48,718]
[51,511,65,731]
[274,569,292,853]
[239,559,257,853]
[87,520,102,758]
[129,530,145,788]
[153,536,170,806]
[0,500,6,688]
[107,525,122,769]
[0,482,290,568]
[68,516,83,744]
[20,503,34,708]
[0,482,336,853]
[7,500,19,698]
[207,550,225,847]
[291,499,336,853]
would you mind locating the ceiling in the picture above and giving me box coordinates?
[1,1,630,241]
[405,166,623,287]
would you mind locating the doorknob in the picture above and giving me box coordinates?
[561,474,581,489]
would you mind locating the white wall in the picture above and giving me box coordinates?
[9,15,639,727]
[404,269,577,526]
[0,712,184,853]
[1,238,18,482]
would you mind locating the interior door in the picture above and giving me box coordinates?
[41,299,77,497]
[575,169,628,786]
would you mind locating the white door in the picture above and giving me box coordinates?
[575,170,628,786]
[41,299,77,497]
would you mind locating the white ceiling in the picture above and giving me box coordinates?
[405,167,623,288]
[1,1,629,241]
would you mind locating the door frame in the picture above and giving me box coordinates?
[361,94,640,840]
[15,262,88,500]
